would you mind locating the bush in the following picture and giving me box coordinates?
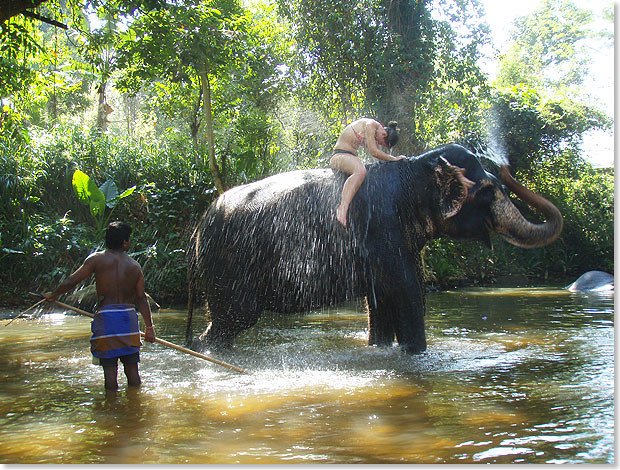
[0,124,219,305]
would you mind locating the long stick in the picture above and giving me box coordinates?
[30,294,248,374]
[5,298,46,326]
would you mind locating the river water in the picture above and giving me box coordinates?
[0,287,614,464]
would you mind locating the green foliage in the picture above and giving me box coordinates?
[0,212,95,300]
[113,0,289,190]
[526,154,614,274]
[276,0,380,119]
[423,238,501,288]
[72,169,136,235]
[487,84,610,173]
[116,1,244,90]
[0,17,41,100]
[0,124,217,304]
[496,0,594,91]
[72,170,106,219]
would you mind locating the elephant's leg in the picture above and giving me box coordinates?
[392,286,426,354]
[367,295,396,347]
[195,287,263,352]
[197,310,236,351]
[372,259,427,354]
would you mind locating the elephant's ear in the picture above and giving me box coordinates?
[435,157,468,219]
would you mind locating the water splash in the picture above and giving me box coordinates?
[477,109,510,167]
[480,139,510,167]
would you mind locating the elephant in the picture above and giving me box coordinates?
[567,271,614,292]
[186,143,563,353]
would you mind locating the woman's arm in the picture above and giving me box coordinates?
[365,120,405,162]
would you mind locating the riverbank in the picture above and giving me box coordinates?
[3,273,583,311]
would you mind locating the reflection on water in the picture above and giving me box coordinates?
[0,287,613,463]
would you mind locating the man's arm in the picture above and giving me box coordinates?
[44,255,97,302]
[135,269,156,342]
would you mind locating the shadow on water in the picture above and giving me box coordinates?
[0,286,614,464]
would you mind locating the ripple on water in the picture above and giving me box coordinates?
[0,288,614,464]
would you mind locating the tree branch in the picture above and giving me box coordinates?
[0,0,46,24]
[22,10,68,29]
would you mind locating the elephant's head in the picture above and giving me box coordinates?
[427,145,563,248]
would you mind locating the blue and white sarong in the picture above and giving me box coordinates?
[90,304,142,359]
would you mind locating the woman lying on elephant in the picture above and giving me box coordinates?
[330,118,406,227]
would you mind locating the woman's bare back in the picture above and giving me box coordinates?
[333,118,373,154]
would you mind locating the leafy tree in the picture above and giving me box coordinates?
[116,0,291,191]
[116,0,246,192]
[276,0,374,123]
[1,15,44,139]
[490,0,611,173]
[0,16,39,99]
[74,5,123,133]
[496,0,595,93]
[1,2,111,134]
[276,0,490,153]
[487,84,610,174]
[0,0,169,137]
[210,1,293,183]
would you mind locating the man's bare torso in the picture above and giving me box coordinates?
[89,250,142,306]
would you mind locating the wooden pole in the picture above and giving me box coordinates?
[30,294,248,374]
[4,298,46,326]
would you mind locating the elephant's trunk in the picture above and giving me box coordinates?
[491,166,563,248]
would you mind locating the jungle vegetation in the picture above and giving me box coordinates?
[0,0,614,305]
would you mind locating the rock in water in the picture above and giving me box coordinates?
[567,271,614,292]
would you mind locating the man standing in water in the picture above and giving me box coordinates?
[44,221,156,390]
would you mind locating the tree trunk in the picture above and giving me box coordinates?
[48,90,57,123]
[95,81,110,133]
[199,64,226,193]
[189,90,202,150]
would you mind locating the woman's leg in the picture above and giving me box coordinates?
[330,154,367,227]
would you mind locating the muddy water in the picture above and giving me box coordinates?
[0,287,613,464]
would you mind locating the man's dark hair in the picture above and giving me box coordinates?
[106,221,132,249]
[384,121,399,149]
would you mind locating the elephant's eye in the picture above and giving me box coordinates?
[472,181,496,205]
